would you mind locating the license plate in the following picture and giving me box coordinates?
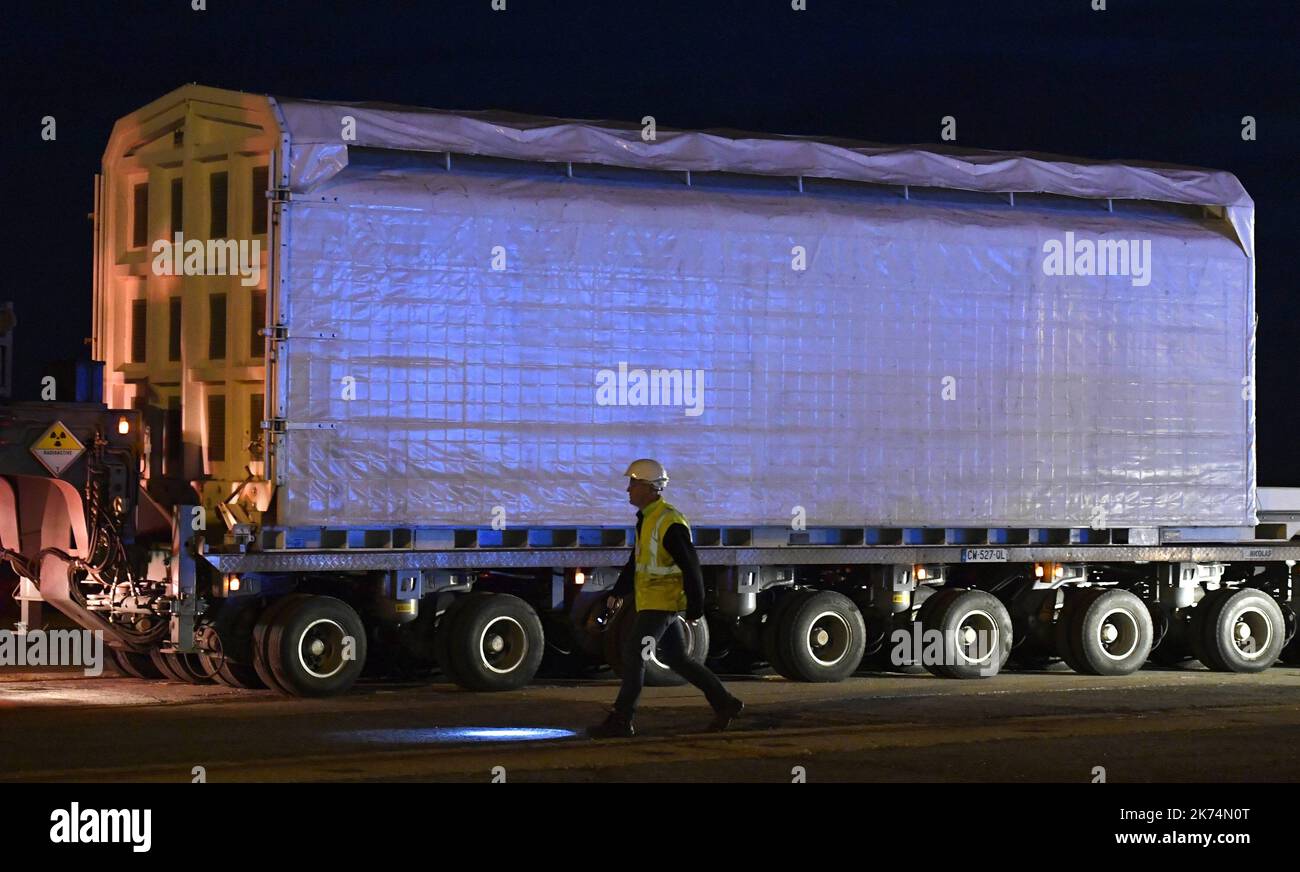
[962,548,1008,563]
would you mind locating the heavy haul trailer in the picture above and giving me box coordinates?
[9,82,1300,696]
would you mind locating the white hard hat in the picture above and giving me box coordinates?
[624,458,669,490]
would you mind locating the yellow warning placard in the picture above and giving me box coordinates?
[30,421,86,477]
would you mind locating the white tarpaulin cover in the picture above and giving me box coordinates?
[269,97,1256,529]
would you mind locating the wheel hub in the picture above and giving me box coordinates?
[805,611,852,666]
[1230,607,1271,659]
[479,616,528,674]
[1095,607,1140,661]
[297,618,348,679]
[953,610,998,666]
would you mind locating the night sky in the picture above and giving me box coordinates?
[5,0,1298,482]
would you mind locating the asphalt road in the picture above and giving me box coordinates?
[2,663,1298,782]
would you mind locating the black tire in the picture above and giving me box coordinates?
[882,587,963,674]
[214,658,266,689]
[1187,588,1235,670]
[914,587,964,633]
[1066,588,1153,676]
[1054,588,1106,674]
[200,605,266,689]
[252,594,311,693]
[434,592,493,686]
[761,589,815,678]
[267,595,368,697]
[148,647,183,681]
[1281,606,1300,665]
[922,589,1013,679]
[847,590,892,671]
[199,647,266,689]
[111,648,162,679]
[1281,635,1300,665]
[149,648,211,683]
[604,604,711,687]
[444,594,544,691]
[771,590,866,682]
[1190,588,1285,673]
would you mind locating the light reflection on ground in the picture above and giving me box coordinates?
[331,727,577,744]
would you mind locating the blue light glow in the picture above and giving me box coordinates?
[331,727,576,744]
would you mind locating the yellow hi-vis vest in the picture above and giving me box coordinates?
[633,499,691,612]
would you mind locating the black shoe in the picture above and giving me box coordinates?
[587,710,635,739]
[707,696,744,732]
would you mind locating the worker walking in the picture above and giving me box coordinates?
[587,459,744,738]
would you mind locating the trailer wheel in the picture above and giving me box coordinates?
[761,589,814,677]
[1281,635,1300,665]
[845,591,885,668]
[267,596,368,697]
[111,649,162,679]
[434,592,493,686]
[149,648,212,684]
[1189,588,1284,673]
[444,594,544,691]
[771,590,866,682]
[1064,589,1153,676]
[921,589,1012,679]
[862,587,962,674]
[849,590,922,673]
[1186,588,1229,669]
[604,604,711,687]
[251,594,311,693]
[199,608,266,689]
[1281,606,1300,665]
[1053,588,1106,673]
[203,656,266,690]
[876,587,961,674]
[148,648,185,682]
[198,627,265,690]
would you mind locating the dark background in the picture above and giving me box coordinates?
[4,0,1297,481]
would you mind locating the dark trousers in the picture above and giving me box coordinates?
[613,609,732,717]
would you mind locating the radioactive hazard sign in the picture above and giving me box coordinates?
[30,421,86,477]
